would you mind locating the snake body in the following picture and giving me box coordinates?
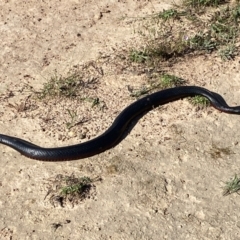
[0,86,240,161]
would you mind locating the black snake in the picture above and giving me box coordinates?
[0,86,240,161]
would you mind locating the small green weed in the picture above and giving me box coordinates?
[128,74,186,98]
[160,74,186,88]
[128,85,151,97]
[129,49,149,63]
[157,9,180,21]
[60,176,93,195]
[65,109,78,130]
[38,71,83,99]
[83,97,106,110]
[37,62,101,99]
[218,44,237,60]
[188,32,218,52]
[223,174,240,196]
[45,174,101,207]
[189,95,210,107]
[83,97,100,107]
[128,74,185,97]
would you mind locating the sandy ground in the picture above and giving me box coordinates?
[1,0,240,239]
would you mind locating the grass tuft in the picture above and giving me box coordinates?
[130,1,240,66]
[38,71,83,99]
[160,74,186,88]
[189,95,210,107]
[223,174,240,196]
[45,174,101,207]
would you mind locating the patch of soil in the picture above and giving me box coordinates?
[1,0,240,239]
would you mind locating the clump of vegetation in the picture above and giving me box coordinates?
[157,9,183,21]
[128,85,152,98]
[129,49,149,63]
[189,95,210,107]
[223,174,240,196]
[38,71,83,98]
[130,1,240,65]
[218,44,237,60]
[45,174,101,207]
[127,73,186,97]
[37,62,103,99]
[159,74,186,88]
[60,176,93,195]
[37,70,99,99]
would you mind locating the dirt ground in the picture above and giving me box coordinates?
[1,0,240,239]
